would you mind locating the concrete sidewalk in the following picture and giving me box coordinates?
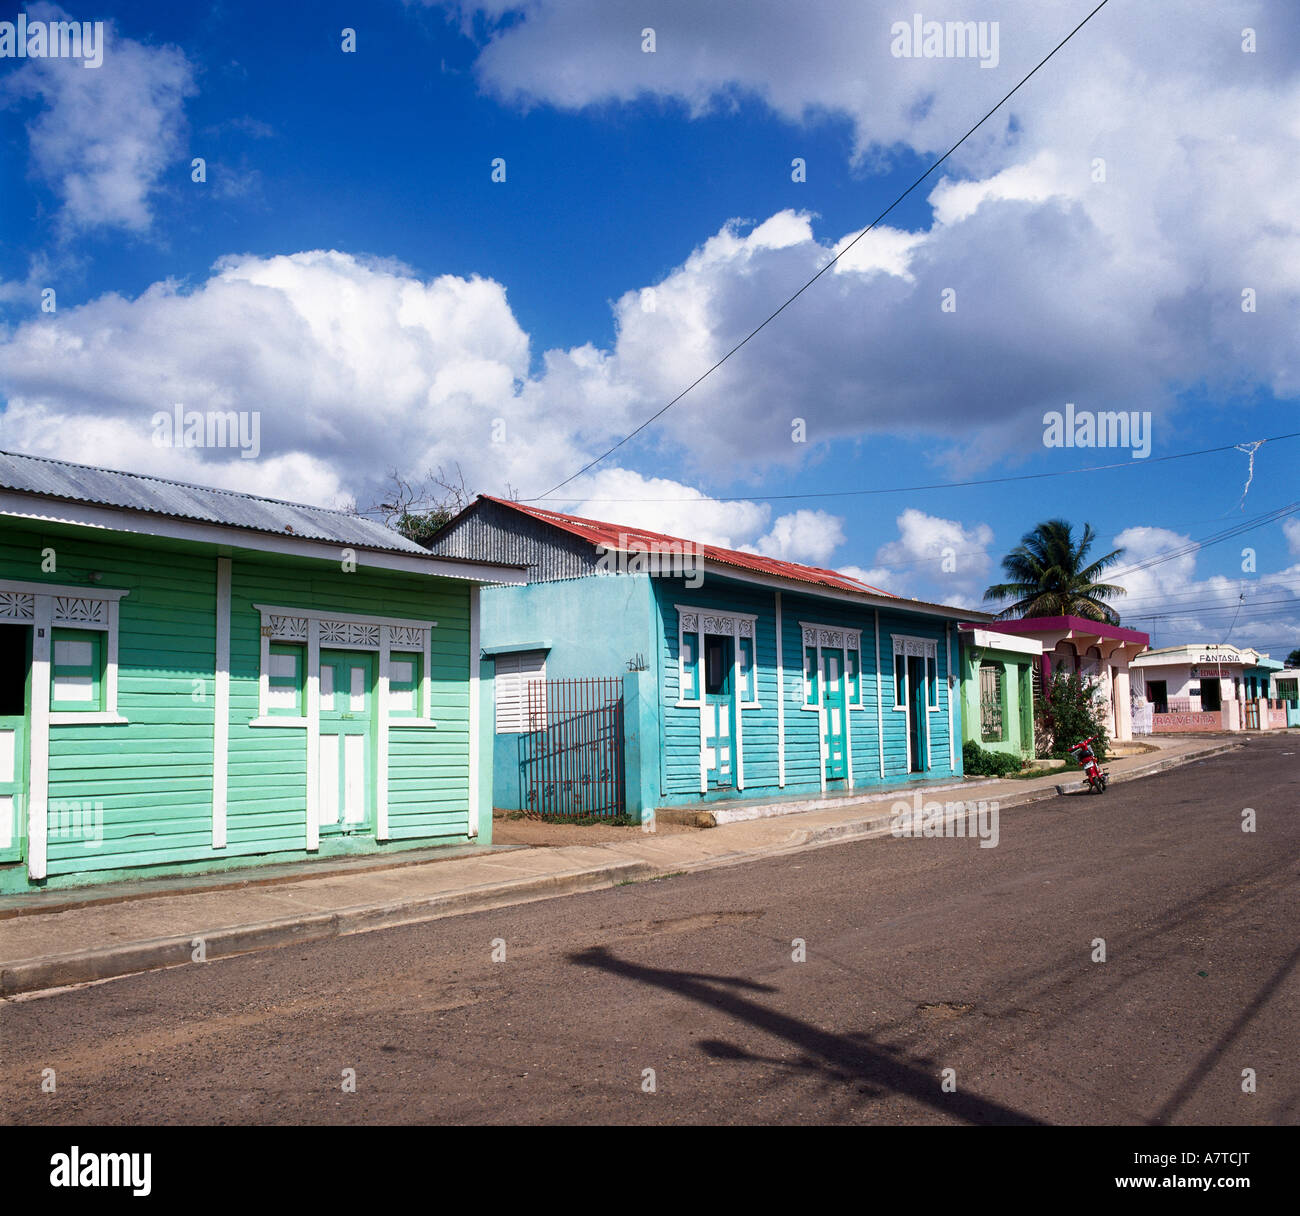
[0,736,1240,997]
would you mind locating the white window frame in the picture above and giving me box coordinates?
[798,622,865,713]
[676,605,759,794]
[891,634,940,715]
[0,579,130,725]
[494,649,547,734]
[675,606,760,710]
[798,621,862,791]
[250,603,437,728]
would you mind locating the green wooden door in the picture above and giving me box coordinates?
[703,634,735,788]
[0,625,31,864]
[319,650,374,834]
[822,649,848,781]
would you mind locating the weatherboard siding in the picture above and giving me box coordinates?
[425,497,596,582]
[0,522,479,893]
[651,579,960,806]
[654,577,782,800]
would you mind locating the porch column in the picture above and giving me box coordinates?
[1113,666,1132,741]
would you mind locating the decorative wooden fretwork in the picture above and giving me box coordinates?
[802,624,861,651]
[0,592,35,621]
[892,635,937,659]
[268,614,309,641]
[52,596,107,626]
[319,619,381,648]
[261,611,428,651]
[678,612,698,632]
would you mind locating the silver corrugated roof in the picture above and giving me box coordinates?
[0,449,431,555]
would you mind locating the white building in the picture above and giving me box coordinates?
[1130,644,1286,731]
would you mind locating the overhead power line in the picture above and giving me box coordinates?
[1108,502,1300,582]
[535,0,1116,500]
[531,430,1300,505]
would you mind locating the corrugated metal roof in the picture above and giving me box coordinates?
[0,448,431,555]
[481,495,897,598]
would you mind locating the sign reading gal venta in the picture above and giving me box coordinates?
[0,14,105,67]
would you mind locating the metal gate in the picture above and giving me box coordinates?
[1244,699,1260,729]
[524,677,625,820]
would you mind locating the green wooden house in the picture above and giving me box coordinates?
[957,625,1042,761]
[0,450,522,895]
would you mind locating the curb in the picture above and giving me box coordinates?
[0,856,657,998]
[786,740,1244,848]
[0,739,1242,998]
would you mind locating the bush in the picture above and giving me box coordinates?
[1035,670,1110,760]
[962,740,1024,777]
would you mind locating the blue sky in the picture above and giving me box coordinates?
[1,0,1298,654]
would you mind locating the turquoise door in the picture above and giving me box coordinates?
[319,650,375,834]
[0,625,30,864]
[907,654,928,772]
[822,649,848,781]
[703,634,735,787]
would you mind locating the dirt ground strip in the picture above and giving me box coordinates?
[491,812,701,848]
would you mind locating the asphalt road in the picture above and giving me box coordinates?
[1,736,1297,1125]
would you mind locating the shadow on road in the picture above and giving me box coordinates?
[1151,937,1300,1125]
[570,944,1047,1124]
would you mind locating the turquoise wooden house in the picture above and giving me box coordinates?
[425,497,987,820]
[0,450,522,895]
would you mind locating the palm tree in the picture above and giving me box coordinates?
[984,520,1126,623]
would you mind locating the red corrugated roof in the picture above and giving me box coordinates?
[483,496,898,598]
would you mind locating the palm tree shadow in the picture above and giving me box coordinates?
[570,945,1046,1124]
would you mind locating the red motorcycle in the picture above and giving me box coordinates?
[1068,736,1109,794]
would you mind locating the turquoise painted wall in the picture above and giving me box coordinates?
[478,570,968,816]
[0,520,481,894]
[652,576,962,805]
[481,574,655,809]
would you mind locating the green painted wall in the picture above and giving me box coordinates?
[0,520,482,894]
[960,642,1036,759]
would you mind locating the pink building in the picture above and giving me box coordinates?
[978,616,1150,742]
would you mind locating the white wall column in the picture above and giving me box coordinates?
[468,584,481,837]
[27,595,52,880]
[305,618,321,850]
[874,610,885,779]
[377,624,391,841]
[1113,665,1132,742]
[775,592,785,788]
[212,557,231,848]
[732,621,745,791]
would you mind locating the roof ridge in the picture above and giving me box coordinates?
[0,447,365,520]
[487,494,893,597]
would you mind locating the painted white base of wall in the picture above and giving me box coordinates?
[660,777,999,826]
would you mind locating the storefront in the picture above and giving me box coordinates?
[1130,644,1287,732]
